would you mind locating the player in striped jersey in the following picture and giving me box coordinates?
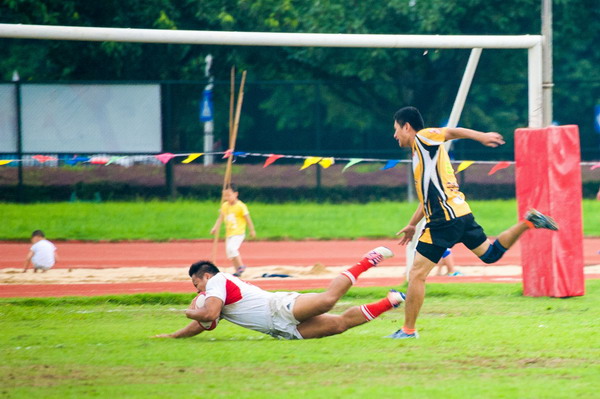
[154,247,405,340]
[387,106,559,339]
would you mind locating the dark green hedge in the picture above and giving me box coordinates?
[1,182,598,203]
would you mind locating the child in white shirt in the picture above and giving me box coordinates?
[23,230,58,273]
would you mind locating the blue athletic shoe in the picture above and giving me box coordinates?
[386,329,419,339]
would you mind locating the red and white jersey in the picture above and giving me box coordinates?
[205,273,275,334]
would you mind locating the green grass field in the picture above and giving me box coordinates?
[1,282,599,398]
[1,199,599,241]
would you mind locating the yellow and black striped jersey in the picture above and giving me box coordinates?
[412,128,472,225]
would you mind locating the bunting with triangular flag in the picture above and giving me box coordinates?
[182,153,203,164]
[318,157,335,168]
[155,153,176,164]
[488,161,511,175]
[343,158,363,172]
[381,160,400,170]
[264,154,284,168]
[300,157,322,170]
[456,161,474,173]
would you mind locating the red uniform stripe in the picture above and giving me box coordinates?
[224,278,243,305]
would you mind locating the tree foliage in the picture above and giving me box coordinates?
[0,0,598,159]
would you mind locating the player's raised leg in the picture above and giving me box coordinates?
[298,290,405,339]
[471,209,559,262]
[292,247,393,322]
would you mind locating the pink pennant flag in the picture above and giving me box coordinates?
[263,154,284,168]
[155,153,176,164]
[591,162,600,170]
[222,149,233,159]
[488,161,511,175]
[90,157,110,165]
[32,155,58,163]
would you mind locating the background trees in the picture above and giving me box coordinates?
[1,0,598,159]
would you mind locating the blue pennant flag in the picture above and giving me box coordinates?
[595,105,600,134]
[381,160,400,170]
[199,88,214,122]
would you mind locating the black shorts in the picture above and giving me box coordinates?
[416,213,488,263]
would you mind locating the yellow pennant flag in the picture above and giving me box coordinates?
[300,157,322,170]
[456,161,474,173]
[182,153,203,164]
[0,160,13,166]
[318,157,335,169]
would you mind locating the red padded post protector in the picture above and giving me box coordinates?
[514,125,584,297]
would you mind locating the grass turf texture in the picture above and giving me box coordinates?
[1,199,599,241]
[1,282,599,398]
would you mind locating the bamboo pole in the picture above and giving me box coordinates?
[222,70,246,189]
[212,69,247,264]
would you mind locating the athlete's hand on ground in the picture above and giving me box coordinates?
[396,225,416,245]
[480,132,505,148]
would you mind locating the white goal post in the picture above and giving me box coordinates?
[0,23,543,127]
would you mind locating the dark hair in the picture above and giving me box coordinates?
[188,261,220,278]
[226,183,238,193]
[31,230,45,238]
[394,106,424,132]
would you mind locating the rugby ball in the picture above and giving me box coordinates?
[191,292,218,331]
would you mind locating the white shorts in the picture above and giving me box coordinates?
[268,292,303,340]
[225,234,245,258]
[33,263,53,271]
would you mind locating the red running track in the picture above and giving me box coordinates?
[1,239,599,297]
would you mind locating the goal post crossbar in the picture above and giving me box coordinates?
[0,23,544,127]
[0,23,541,49]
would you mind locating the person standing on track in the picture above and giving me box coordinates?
[388,106,559,339]
[210,184,256,277]
[154,247,405,340]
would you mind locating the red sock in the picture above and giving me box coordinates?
[341,258,372,284]
[402,327,416,334]
[360,297,394,321]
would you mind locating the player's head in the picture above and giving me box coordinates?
[394,106,424,132]
[189,261,220,278]
[31,230,45,242]
[223,183,239,203]
[393,106,424,147]
[189,261,220,292]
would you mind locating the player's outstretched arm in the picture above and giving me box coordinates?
[153,321,205,339]
[445,128,505,148]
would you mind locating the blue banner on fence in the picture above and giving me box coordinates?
[200,89,214,122]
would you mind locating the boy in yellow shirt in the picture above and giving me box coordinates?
[210,184,256,276]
